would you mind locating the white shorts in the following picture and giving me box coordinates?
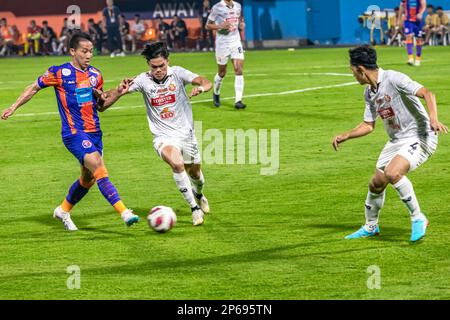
[153,133,201,165]
[215,42,245,65]
[376,135,438,172]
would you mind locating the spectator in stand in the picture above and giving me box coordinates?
[57,18,71,55]
[119,14,131,52]
[131,14,146,53]
[199,0,214,51]
[434,6,449,45]
[25,20,41,56]
[157,16,173,50]
[387,7,404,46]
[0,18,14,56]
[171,14,187,51]
[41,20,57,55]
[423,5,438,45]
[102,0,125,57]
[88,18,104,55]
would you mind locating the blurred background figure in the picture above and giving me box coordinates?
[157,16,173,50]
[24,20,41,56]
[0,18,14,56]
[88,18,104,55]
[130,14,146,53]
[102,0,125,57]
[199,0,214,51]
[171,14,187,51]
[119,14,130,52]
[41,20,57,55]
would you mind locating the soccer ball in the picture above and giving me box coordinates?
[147,206,177,233]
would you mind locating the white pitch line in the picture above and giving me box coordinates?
[11,81,358,118]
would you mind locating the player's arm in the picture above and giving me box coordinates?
[205,19,231,32]
[332,121,376,151]
[1,81,42,120]
[95,78,134,112]
[415,87,448,134]
[188,76,212,98]
[397,2,404,27]
[417,0,427,20]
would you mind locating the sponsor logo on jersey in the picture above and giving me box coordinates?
[62,68,72,76]
[378,106,395,120]
[151,94,176,107]
[82,140,93,149]
[169,83,176,92]
[160,107,175,119]
[89,76,98,87]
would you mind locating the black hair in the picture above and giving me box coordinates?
[394,7,399,11]
[43,20,48,25]
[436,6,443,10]
[69,32,93,49]
[349,45,378,70]
[141,42,169,61]
[135,14,140,18]
[427,4,434,9]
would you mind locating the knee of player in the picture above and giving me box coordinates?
[80,177,96,188]
[218,70,227,78]
[384,169,403,184]
[369,180,385,193]
[171,162,185,173]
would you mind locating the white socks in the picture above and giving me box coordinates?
[173,171,197,208]
[235,75,244,102]
[189,171,205,196]
[364,190,386,231]
[393,176,425,221]
[214,73,223,95]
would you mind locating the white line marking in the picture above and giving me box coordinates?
[10,81,358,118]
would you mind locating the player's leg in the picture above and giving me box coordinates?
[384,136,437,242]
[232,57,246,109]
[213,63,227,107]
[160,144,204,226]
[404,22,415,65]
[345,170,388,239]
[83,152,139,226]
[185,163,209,214]
[54,166,96,231]
[414,24,424,66]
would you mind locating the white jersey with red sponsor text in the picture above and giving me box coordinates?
[129,66,198,139]
[208,0,242,46]
[363,68,433,141]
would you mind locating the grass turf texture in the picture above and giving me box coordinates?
[0,47,449,299]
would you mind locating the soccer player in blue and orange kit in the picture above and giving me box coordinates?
[398,0,426,66]
[1,33,139,231]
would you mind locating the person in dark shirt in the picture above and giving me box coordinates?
[102,0,125,57]
[41,21,57,55]
[199,0,214,51]
[88,18,104,55]
[157,16,173,50]
[171,14,187,51]
[119,14,130,53]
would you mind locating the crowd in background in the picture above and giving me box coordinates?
[0,0,218,57]
[386,4,449,46]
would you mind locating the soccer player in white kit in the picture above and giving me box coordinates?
[332,46,448,242]
[206,0,246,109]
[97,42,212,226]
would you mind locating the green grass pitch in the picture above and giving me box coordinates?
[0,46,449,299]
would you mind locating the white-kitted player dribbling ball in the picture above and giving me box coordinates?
[147,206,177,233]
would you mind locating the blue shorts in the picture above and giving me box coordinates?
[63,131,103,165]
[404,20,424,37]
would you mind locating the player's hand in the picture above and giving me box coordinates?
[118,78,134,95]
[1,106,17,120]
[332,133,349,151]
[417,13,423,21]
[188,87,204,98]
[430,120,449,135]
[219,22,232,31]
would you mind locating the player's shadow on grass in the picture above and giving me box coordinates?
[308,223,409,242]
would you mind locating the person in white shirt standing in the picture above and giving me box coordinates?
[97,42,212,226]
[332,46,448,242]
[206,0,246,109]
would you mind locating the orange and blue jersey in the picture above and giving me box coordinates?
[403,0,423,22]
[37,62,103,137]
